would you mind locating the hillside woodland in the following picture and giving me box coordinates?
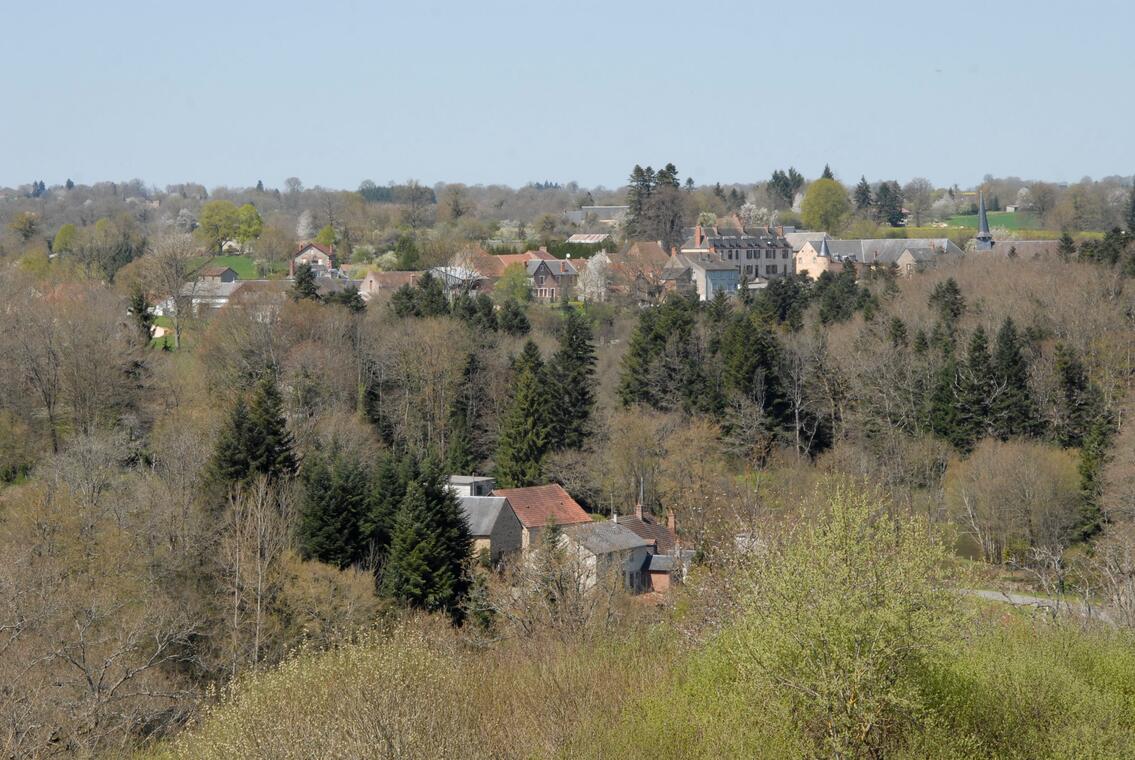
[2,176,1135,758]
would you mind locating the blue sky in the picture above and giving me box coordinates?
[3,0,1132,190]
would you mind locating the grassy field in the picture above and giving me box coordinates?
[947,210,1041,230]
[187,255,288,279]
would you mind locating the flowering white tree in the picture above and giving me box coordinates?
[577,252,609,302]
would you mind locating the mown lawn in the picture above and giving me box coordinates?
[190,255,259,279]
[947,210,1041,230]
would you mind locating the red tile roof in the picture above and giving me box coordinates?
[296,241,334,257]
[616,513,678,553]
[491,484,591,529]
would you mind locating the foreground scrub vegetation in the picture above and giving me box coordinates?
[152,486,1135,760]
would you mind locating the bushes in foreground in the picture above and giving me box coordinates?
[152,485,1135,759]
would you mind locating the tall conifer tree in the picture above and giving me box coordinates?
[990,317,1041,439]
[495,342,553,487]
[548,307,597,450]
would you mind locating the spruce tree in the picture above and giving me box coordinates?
[1058,231,1077,260]
[210,397,253,486]
[954,326,995,450]
[548,307,597,450]
[128,285,153,345]
[446,353,484,473]
[297,443,371,568]
[928,278,966,328]
[1074,413,1114,542]
[364,452,414,564]
[618,308,659,406]
[990,317,1041,439]
[927,358,964,448]
[499,299,530,336]
[380,464,471,617]
[853,176,872,212]
[721,314,789,426]
[495,342,553,487]
[821,164,834,180]
[245,372,297,480]
[382,481,442,608]
[1054,343,1098,448]
[390,283,417,317]
[293,262,321,301]
[415,273,450,317]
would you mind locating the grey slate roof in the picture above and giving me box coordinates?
[459,496,510,537]
[812,238,963,264]
[180,280,244,298]
[526,259,578,277]
[567,521,652,555]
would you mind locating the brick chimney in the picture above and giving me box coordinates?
[693,224,703,247]
[775,225,784,237]
[666,509,676,533]
[634,501,643,520]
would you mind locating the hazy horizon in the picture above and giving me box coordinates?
[4,0,1133,190]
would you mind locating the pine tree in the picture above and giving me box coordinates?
[446,353,484,473]
[548,307,596,450]
[821,164,834,180]
[990,317,1041,439]
[853,176,873,212]
[495,342,553,487]
[293,262,321,301]
[297,443,371,568]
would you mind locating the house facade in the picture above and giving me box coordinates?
[661,252,739,300]
[796,238,964,277]
[448,475,496,498]
[290,242,337,277]
[681,224,795,280]
[459,495,522,562]
[359,271,419,301]
[527,258,578,302]
[562,522,654,592]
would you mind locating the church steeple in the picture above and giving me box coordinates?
[975,190,994,250]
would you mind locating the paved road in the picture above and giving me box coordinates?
[965,589,1114,624]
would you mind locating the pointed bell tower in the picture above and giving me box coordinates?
[975,190,994,250]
